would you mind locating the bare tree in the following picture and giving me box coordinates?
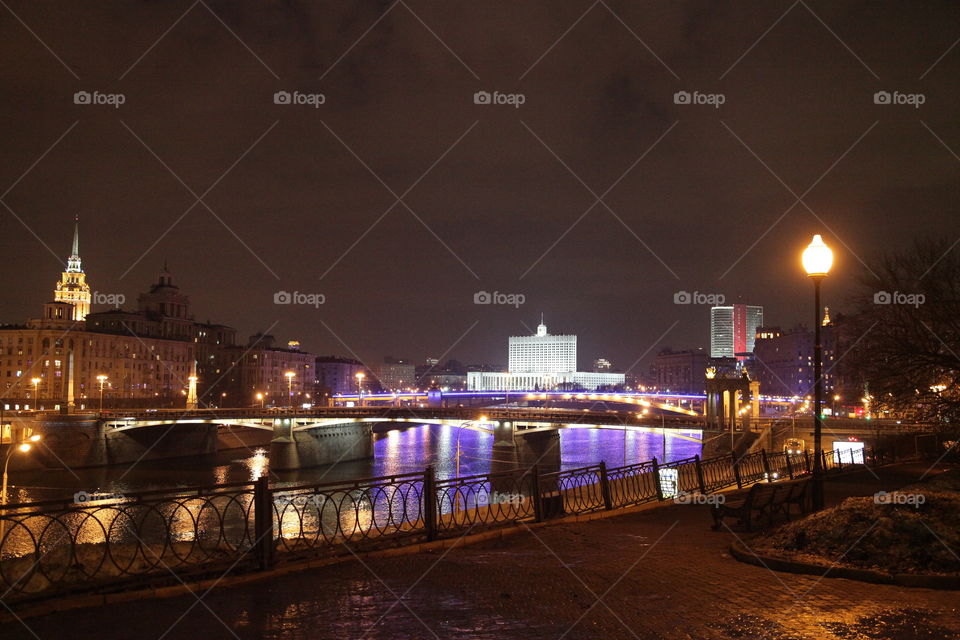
[845,238,960,424]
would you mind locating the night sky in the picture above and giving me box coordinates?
[1,1,958,373]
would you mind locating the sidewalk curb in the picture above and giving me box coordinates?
[729,540,960,590]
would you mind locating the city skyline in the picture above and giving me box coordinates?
[2,217,827,377]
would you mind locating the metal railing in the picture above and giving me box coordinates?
[0,482,257,599]
[0,446,881,605]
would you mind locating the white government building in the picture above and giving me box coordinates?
[467,320,625,391]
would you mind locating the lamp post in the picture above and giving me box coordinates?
[355,372,365,407]
[96,375,108,412]
[802,234,833,511]
[256,392,264,410]
[284,371,295,408]
[1,434,41,539]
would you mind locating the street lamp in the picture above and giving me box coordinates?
[284,371,295,408]
[802,233,833,511]
[355,372,365,406]
[1,434,41,538]
[96,375,108,412]
[256,392,264,409]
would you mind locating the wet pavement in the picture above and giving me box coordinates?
[2,463,958,640]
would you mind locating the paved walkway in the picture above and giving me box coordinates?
[3,463,959,640]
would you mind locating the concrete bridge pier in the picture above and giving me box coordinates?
[517,430,561,473]
[269,420,374,471]
[492,421,516,447]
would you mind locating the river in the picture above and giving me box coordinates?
[4,423,703,505]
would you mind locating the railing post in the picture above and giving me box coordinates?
[531,465,543,522]
[731,452,743,489]
[424,465,438,541]
[785,452,794,479]
[254,475,273,571]
[599,461,613,511]
[694,455,706,493]
[761,449,771,482]
[803,450,811,472]
[651,457,664,501]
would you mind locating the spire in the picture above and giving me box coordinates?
[72,215,79,256]
[66,215,82,273]
[536,314,547,337]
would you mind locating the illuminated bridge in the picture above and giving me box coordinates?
[92,405,708,470]
[331,389,800,415]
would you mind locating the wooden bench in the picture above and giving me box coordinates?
[710,477,813,531]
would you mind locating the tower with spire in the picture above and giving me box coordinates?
[53,216,91,320]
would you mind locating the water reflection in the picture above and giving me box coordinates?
[3,424,702,505]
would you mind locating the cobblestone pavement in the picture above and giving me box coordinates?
[3,464,959,640]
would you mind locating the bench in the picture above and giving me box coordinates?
[779,477,812,520]
[710,477,812,531]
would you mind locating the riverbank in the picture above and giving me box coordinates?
[2,461,956,639]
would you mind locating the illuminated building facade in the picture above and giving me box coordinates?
[710,304,763,360]
[0,219,311,409]
[52,217,91,321]
[468,320,624,391]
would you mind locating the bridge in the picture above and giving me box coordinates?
[84,405,706,470]
[10,401,930,472]
[332,389,800,415]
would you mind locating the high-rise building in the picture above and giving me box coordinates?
[710,304,763,360]
[508,320,576,373]
[52,216,91,321]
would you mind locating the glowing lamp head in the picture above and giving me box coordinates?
[284,371,295,379]
[355,372,365,380]
[18,443,31,453]
[802,234,833,277]
[31,378,40,386]
[29,434,41,442]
